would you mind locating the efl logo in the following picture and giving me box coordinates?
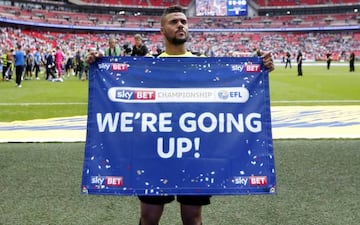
[112,63,128,71]
[134,90,156,100]
[249,176,267,186]
[105,176,123,187]
[245,64,261,72]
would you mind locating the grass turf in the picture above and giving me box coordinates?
[0,140,359,225]
[0,63,359,122]
[0,63,359,224]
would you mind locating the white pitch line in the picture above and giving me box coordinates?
[0,102,87,106]
[272,100,360,104]
[1,100,359,106]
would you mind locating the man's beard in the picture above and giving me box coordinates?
[165,32,188,45]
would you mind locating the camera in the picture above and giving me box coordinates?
[123,43,132,55]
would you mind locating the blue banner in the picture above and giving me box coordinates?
[81,57,276,196]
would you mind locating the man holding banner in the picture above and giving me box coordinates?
[138,6,274,225]
[84,5,275,225]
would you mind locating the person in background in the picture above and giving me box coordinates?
[326,52,332,70]
[24,48,34,80]
[131,34,149,56]
[65,51,74,77]
[82,48,92,81]
[104,37,121,56]
[285,51,292,68]
[54,46,65,80]
[297,50,303,76]
[1,48,9,80]
[45,49,56,80]
[33,47,42,80]
[13,43,25,87]
[204,42,215,57]
[74,50,85,80]
[349,51,355,72]
[2,48,14,81]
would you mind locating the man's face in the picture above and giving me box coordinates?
[109,39,116,48]
[135,38,142,47]
[161,12,189,45]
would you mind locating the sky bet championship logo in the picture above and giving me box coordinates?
[107,87,250,103]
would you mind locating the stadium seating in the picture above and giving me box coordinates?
[254,0,359,6]
[2,3,358,29]
[79,0,192,7]
[0,1,359,61]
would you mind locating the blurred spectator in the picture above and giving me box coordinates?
[285,51,292,68]
[204,42,215,57]
[349,52,355,72]
[24,48,34,80]
[45,49,56,80]
[33,47,42,80]
[104,37,121,56]
[326,52,332,70]
[54,46,65,80]
[74,50,85,80]
[131,34,149,56]
[297,50,303,76]
[14,44,25,87]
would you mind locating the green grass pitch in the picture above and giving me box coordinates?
[0,63,359,122]
[0,63,359,224]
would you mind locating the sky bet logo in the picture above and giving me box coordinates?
[105,176,123,187]
[91,176,123,187]
[98,63,128,71]
[112,63,128,71]
[115,89,156,101]
[245,64,261,72]
[233,176,267,186]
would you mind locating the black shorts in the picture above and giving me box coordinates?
[138,195,211,206]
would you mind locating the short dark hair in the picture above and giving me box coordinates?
[161,5,185,26]
[134,34,142,40]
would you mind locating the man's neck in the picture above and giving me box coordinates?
[164,44,187,55]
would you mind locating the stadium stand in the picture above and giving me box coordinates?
[254,0,360,7]
[79,0,191,7]
[0,4,358,28]
[0,0,359,61]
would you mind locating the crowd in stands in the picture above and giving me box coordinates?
[77,0,359,7]
[254,0,360,7]
[78,0,192,7]
[1,26,359,62]
[0,3,359,29]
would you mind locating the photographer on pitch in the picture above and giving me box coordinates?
[131,34,149,56]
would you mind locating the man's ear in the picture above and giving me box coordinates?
[160,27,164,34]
